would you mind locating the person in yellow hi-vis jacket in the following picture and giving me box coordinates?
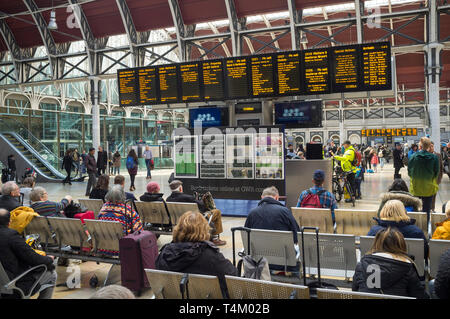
[331,140,357,203]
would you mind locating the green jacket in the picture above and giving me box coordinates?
[407,150,439,197]
[334,146,357,173]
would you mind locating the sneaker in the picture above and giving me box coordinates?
[212,238,227,246]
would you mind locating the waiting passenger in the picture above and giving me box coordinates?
[20,177,36,207]
[156,211,237,297]
[352,227,428,298]
[433,248,450,299]
[90,284,135,299]
[245,186,300,273]
[113,175,136,201]
[0,209,57,299]
[89,174,110,201]
[166,180,225,246]
[368,199,428,259]
[296,169,338,222]
[30,186,72,217]
[140,181,164,202]
[0,181,21,212]
[98,185,143,255]
[377,179,422,216]
[432,200,450,240]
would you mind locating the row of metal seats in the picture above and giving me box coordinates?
[144,269,414,299]
[78,199,199,234]
[292,207,447,237]
[233,227,450,281]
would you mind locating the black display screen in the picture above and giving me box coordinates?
[274,100,322,128]
[225,57,249,99]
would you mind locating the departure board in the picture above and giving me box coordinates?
[180,63,201,102]
[202,60,225,101]
[159,65,179,102]
[303,49,331,94]
[138,67,158,104]
[361,128,417,137]
[361,42,391,91]
[250,55,275,97]
[276,52,302,95]
[332,46,359,92]
[118,69,138,106]
[225,57,249,99]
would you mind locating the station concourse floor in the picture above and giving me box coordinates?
[35,163,449,299]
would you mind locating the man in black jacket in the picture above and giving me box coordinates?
[166,180,226,246]
[0,181,21,212]
[97,146,108,176]
[393,143,404,179]
[245,186,300,272]
[85,147,97,196]
[0,209,57,298]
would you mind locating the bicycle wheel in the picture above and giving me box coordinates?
[332,179,342,202]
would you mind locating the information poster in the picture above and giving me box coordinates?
[174,135,198,178]
[226,133,254,179]
[255,133,284,179]
[200,135,225,179]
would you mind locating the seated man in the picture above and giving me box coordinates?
[297,169,338,224]
[30,186,72,217]
[0,181,21,212]
[245,186,300,273]
[166,180,225,246]
[113,175,136,201]
[0,209,57,299]
[140,182,164,202]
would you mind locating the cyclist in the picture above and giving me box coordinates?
[331,140,357,203]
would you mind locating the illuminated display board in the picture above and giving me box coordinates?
[250,54,275,97]
[138,67,158,104]
[180,62,201,102]
[117,42,391,106]
[159,65,179,102]
[276,51,302,95]
[361,128,417,137]
[331,46,360,92]
[118,69,138,106]
[225,57,249,99]
[303,48,331,94]
[202,59,225,101]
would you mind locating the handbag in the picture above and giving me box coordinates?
[150,159,154,170]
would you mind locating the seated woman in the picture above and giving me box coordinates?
[98,185,143,256]
[156,211,237,297]
[30,186,72,217]
[89,174,110,201]
[20,177,35,206]
[377,179,422,215]
[353,227,429,298]
[139,182,164,202]
[369,199,428,259]
[432,200,450,240]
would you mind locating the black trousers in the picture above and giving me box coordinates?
[130,174,136,187]
[97,167,106,176]
[64,168,71,183]
[346,172,356,198]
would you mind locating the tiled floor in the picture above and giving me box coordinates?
[34,163,449,299]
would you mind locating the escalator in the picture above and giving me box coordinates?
[0,131,66,183]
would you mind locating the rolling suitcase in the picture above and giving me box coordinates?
[119,200,158,295]
[300,226,338,298]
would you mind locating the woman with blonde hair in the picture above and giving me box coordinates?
[155,211,237,297]
[353,227,428,298]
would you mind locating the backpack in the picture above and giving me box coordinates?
[126,156,136,170]
[300,189,325,208]
[237,253,271,281]
[355,151,362,166]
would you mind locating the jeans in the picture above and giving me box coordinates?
[113,167,120,175]
[379,157,385,168]
[85,172,97,196]
[145,159,152,178]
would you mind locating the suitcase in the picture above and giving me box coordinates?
[300,227,338,298]
[119,200,158,295]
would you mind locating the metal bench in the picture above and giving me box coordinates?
[165,202,200,226]
[429,239,450,278]
[145,269,185,299]
[334,209,378,236]
[47,217,91,255]
[0,261,48,299]
[359,236,426,277]
[316,288,415,299]
[225,275,310,299]
[297,232,356,280]
[78,198,104,219]
[407,212,428,237]
[186,273,224,299]
[24,215,56,249]
[291,207,334,234]
[134,201,172,234]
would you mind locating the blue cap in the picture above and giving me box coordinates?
[313,169,325,181]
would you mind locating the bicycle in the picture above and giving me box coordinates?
[332,165,355,207]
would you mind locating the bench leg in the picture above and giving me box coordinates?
[103,264,121,287]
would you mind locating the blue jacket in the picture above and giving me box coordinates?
[368,218,428,258]
[245,197,300,243]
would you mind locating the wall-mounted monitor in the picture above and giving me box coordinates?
[189,107,229,128]
[274,100,322,128]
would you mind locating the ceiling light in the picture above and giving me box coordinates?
[300,33,308,44]
[48,10,58,30]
